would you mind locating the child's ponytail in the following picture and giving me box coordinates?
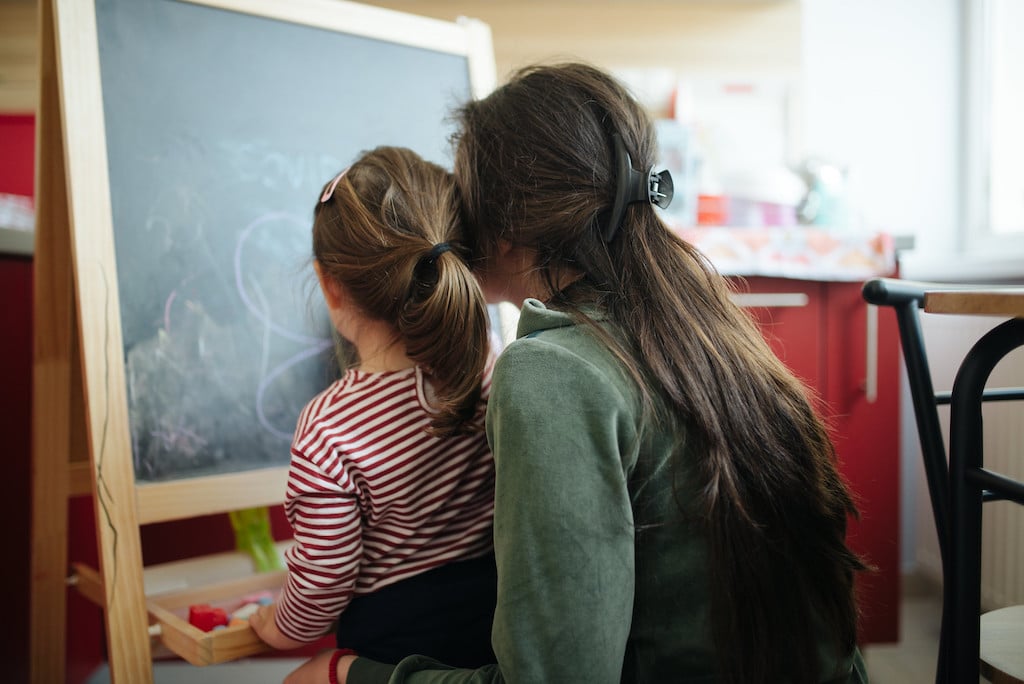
[398,240,490,435]
[312,146,490,435]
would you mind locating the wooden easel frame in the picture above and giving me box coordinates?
[28,1,495,681]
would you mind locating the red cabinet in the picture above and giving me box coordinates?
[0,256,34,684]
[734,277,901,645]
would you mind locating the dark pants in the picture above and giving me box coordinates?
[335,551,497,667]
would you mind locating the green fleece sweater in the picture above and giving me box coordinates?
[348,299,866,684]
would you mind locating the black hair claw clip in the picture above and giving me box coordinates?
[602,133,674,242]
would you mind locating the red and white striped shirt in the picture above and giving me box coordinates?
[274,362,495,642]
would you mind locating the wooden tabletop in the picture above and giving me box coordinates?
[924,288,1024,317]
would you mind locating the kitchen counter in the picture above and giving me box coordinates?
[0,193,33,257]
[0,227,33,257]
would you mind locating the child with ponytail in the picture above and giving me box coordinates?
[249,146,497,681]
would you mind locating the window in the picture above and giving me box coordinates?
[964,0,1024,255]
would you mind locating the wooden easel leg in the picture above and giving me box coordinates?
[29,1,73,681]
[49,0,155,678]
[33,0,156,681]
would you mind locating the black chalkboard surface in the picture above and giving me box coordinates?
[94,0,480,481]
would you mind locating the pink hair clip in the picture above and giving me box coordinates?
[320,167,349,203]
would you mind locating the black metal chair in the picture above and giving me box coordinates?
[862,277,1024,684]
[945,313,1024,683]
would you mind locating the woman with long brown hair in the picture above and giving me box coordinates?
[333,64,869,684]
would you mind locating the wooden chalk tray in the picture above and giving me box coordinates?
[147,569,285,665]
[71,541,293,666]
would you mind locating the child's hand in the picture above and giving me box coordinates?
[249,603,307,650]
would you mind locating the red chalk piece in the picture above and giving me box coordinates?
[188,604,229,632]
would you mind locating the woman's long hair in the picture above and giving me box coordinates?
[453,63,866,683]
[314,146,490,435]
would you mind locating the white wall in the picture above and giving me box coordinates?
[363,1,802,123]
[801,0,961,254]
[801,0,962,573]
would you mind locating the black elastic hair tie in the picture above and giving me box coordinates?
[428,242,452,259]
[602,133,674,242]
[412,242,453,300]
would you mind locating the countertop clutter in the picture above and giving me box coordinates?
[673,225,897,281]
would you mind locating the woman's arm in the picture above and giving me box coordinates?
[486,337,638,682]
[279,648,358,684]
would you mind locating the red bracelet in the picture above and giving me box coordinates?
[328,648,358,684]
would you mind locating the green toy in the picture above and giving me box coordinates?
[229,506,283,572]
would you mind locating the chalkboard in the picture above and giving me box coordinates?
[93,0,489,482]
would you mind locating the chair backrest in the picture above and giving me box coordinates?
[861,278,950,565]
[862,277,1024,684]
